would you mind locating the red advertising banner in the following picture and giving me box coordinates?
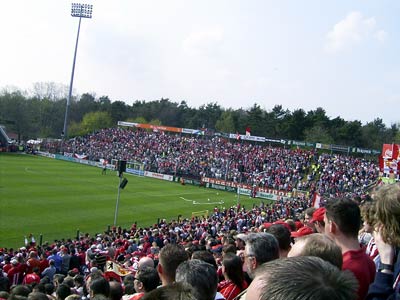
[135,123,182,133]
[380,144,400,175]
[382,144,400,159]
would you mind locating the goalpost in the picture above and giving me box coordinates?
[110,159,145,176]
[127,161,144,172]
[191,210,209,218]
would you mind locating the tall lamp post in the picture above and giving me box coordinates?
[62,3,93,145]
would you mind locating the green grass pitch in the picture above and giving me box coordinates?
[0,153,256,248]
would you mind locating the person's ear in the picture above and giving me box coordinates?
[251,257,258,270]
[157,262,163,275]
[329,220,338,234]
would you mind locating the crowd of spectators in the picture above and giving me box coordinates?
[1,183,399,300]
[1,181,400,300]
[58,127,379,198]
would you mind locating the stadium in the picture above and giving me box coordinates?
[1,1,399,297]
[2,121,398,247]
[1,116,400,299]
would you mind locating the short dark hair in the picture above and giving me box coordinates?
[325,197,361,238]
[191,250,217,269]
[44,283,54,296]
[176,259,218,300]
[141,282,196,300]
[137,267,160,292]
[245,232,279,264]
[265,224,291,251]
[159,244,188,282]
[11,285,31,297]
[55,284,71,300]
[109,281,123,300]
[27,292,48,300]
[123,283,135,295]
[123,274,135,286]
[90,277,110,297]
[255,256,358,300]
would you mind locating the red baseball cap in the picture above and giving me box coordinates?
[291,226,314,238]
[311,207,326,223]
[295,221,304,230]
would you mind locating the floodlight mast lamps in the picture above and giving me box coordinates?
[62,3,93,144]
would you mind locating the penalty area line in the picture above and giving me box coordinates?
[179,197,224,205]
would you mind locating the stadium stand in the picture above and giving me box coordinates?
[2,127,397,300]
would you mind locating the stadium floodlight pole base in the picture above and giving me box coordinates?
[114,174,123,226]
[237,173,242,210]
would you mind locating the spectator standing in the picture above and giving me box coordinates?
[311,207,326,234]
[176,259,218,300]
[367,184,400,300]
[47,250,62,274]
[130,267,160,300]
[265,224,292,258]
[156,244,188,286]
[7,259,24,286]
[288,233,343,269]
[55,284,71,300]
[109,281,123,300]
[41,260,56,281]
[26,251,41,275]
[324,197,375,300]
[68,248,81,274]
[23,267,41,285]
[89,277,110,300]
[60,247,71,275]
[246,256,358,300]
[217,253,247,300]
[235,232,279,300]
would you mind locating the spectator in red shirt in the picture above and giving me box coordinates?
[22,267,41,285]
[218,253,247,300]
[324,197,375,300]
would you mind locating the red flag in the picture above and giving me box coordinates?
[104,260,133,282]
[379,155,384,172]
[393,144,399,160]
[312,192,322,208]
[245,126,251,136]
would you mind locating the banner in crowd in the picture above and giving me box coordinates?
[105,260,132,276]
[201,177,292,200]
[380,144,400,175]
[228,133,266,142]
[117,121,182,133]
[104,260,133,282]
[382,144,400,159]
[144,171,173,182]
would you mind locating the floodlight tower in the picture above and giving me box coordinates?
[62,3,93,143]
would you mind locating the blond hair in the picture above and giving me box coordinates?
[374,184,400,246]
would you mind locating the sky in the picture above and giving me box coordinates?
[1,1,399,126]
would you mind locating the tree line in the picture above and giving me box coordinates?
[0,83,399,150]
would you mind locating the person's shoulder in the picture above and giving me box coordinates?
[237,290,247,300]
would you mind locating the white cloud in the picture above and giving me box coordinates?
[374,30,388,42]
[182,27,224,57]
[325,11,387,53]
